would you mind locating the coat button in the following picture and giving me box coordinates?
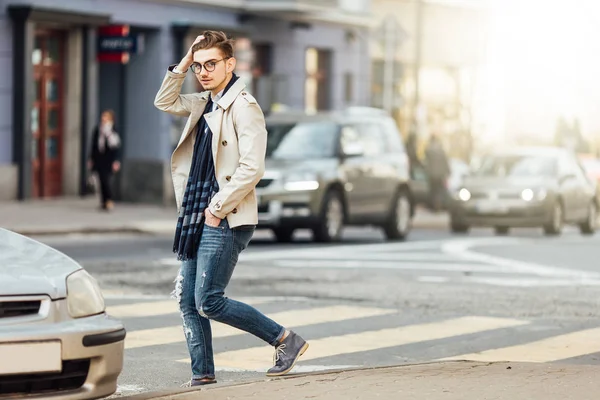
[222,140,227,146]
[241,92,247,95]
[232,208,238,214]
[225,175,231,181]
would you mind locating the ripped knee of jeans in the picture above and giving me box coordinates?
[171,270,184,303]
[197,293,225,320]
[172,271,193,339]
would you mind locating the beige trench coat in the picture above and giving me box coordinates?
[154,66,267,227]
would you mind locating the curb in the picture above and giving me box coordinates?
[4,215,449,237]
[6,227,154,236]
[118,360,482,400]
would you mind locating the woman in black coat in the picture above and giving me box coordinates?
[89,110,121,211]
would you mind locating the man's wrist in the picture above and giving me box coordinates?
[174,59,192,74]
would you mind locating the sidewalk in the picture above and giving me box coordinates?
[122,361,597,400]
[0,197,448,236]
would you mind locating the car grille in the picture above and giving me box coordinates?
[256,179,274,188]
[0,300,41,319]
[0,359,90,397]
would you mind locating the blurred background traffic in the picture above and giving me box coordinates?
[1,0,599,240]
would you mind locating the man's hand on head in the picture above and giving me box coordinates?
[177,35,205,73]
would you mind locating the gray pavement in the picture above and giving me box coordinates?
[121,361,600,400]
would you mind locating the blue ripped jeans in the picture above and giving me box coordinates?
[174,218,285,380]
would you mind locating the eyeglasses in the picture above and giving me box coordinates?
[190,58,229,73]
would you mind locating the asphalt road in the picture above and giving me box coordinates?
[33,225,600,397]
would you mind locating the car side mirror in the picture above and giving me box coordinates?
[342,143,364,157]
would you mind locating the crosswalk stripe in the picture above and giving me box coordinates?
[274,260,509,273]
[273,253,460,262]
[176,316,528,370]
[439,326,600,363]
[107,297,274,319]
[125,305,394,350]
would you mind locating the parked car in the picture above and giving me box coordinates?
[0,228,125,399]
[257,107,413,242]
[449,147,598,235]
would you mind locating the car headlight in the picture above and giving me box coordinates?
[283,172,319,191]
[521,188,534,201]
[521,188,547,201]
[458,188,471,201]
[66,269,106,318]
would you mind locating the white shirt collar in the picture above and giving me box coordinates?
[211,89,225,105]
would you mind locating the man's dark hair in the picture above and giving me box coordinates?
[192,30,235,59]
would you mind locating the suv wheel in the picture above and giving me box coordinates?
[313,190,344,243]
[544,201,564,236]
[273,227,295,243]
[383,189,412,240]
[580,201,597,235]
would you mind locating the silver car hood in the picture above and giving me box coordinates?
[0,229,81,299]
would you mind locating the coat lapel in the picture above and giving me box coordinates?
[175,96,209,150]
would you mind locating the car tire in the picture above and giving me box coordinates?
[450,215,470,233]
[312,189,344,243]
[579,201,597,235]
[273,227,295,243]
[543,201,564,236]
[383,189,412,241]
[494,226,510,235]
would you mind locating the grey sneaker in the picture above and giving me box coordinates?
[190,378,217,387]
[266,330,309,377]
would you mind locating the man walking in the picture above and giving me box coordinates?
[424,134,451,212]
[154,31,308,386]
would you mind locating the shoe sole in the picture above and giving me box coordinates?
[266,342,309,377]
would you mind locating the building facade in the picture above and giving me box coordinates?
[0,0,372,203]
[370,0,488,160]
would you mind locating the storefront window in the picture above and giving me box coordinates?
[46,79,59,102]
[46,137,59,159]
[31,107,39,133]
[47,109,58,131]
[46,37,60,65]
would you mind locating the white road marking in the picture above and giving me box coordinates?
[273,259,523,273]
[442,238,600,280]
[417,276,451,283]
[105,296,315,318]
[441,326,600,363]
[463,276,600,287]
[177,316,529,370]
[125,305,395,349]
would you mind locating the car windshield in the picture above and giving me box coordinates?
[476,154,557,178]
[266,121,339,160]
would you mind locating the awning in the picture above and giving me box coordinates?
[7,4,111,25]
